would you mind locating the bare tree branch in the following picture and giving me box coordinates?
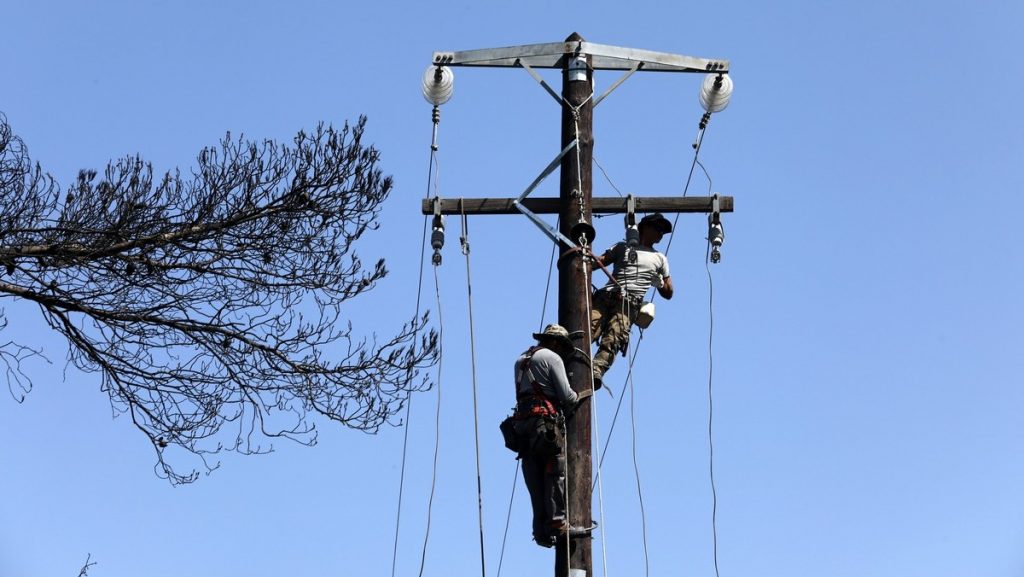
[0,112,438,484]
[76,553,97,577]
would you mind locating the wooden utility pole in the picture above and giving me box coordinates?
[422,34,732,577]
[556,32,594,576]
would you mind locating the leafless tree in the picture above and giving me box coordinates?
[0,113,437,483]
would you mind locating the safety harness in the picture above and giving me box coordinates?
[514,346,558,418]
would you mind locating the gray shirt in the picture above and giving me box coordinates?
[514,346,578,407]
[600,241,670,299]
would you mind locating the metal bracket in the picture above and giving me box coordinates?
[518,139,578,202]
[510,139,583,249]
[516,58,565,107]
[594,61,642,107]
[514,200,576,248]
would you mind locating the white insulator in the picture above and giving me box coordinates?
[699,73,733,113]
[421,65,454,106]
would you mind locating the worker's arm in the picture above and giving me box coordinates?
[594,243,623,269]
[658,275,674,300]
[546,355,578,407]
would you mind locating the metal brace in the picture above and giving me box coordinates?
[513,139,582,249]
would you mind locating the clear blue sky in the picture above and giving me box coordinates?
[3,1,1023,576]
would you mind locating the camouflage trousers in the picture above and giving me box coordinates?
[589,289,639,380]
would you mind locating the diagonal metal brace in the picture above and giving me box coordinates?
[518,139,578,202]
[513,200,577,248]
[516,58,565,107]
[594,61,642,107]
[512,139,582,248]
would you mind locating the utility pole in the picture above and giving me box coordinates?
[557,31,595,576]
[422,33,732,577]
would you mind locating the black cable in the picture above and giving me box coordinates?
[393,110,440,577]
[705,240,720,577]
[391,215,431,576]
[495,462,520,577]
[627,368,651,577]
[417,264,445,577]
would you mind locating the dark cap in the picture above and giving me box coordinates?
[639,213,672,233]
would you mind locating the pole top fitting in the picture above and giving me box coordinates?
[570,221,596,246]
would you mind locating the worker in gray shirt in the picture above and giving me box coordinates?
[510,323,593,548]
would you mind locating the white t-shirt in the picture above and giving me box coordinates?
[600,242,670,299]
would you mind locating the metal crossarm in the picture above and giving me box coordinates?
[433,41,728,73]
[421,196,735,215]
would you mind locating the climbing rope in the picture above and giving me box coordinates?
[460,204,489,577]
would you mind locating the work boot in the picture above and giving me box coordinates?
[534,533,556,548]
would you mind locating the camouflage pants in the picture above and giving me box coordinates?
[590,290,639,380]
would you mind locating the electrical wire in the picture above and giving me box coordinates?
[594,156,625,197]
[392,108,443,577]
[627,366,651,577]
[589,114,721,576]
[495,461,520,577]
[460,207,489,577]
[416,264,445,577]
[704,239,721,577]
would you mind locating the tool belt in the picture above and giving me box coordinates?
[594,287,643,308]
[500,411,563,457]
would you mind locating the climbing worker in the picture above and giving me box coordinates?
[590,212,674,386]
[508,323,592,548]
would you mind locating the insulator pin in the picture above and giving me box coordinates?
[422,66,454,106]
[699,73,734,114]
[431,214,445,266]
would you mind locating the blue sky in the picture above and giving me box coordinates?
[2,1,1023,576]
